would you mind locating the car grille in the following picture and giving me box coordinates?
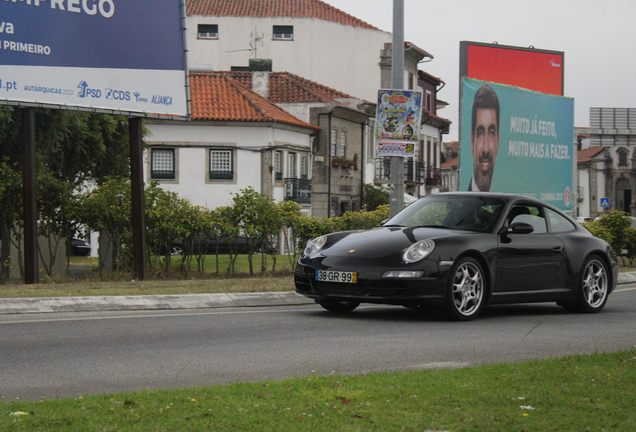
[314,281,364,295]
[364,280,409,297]
[294,275,312,293]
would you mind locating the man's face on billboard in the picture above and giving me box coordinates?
[471,108,499,191]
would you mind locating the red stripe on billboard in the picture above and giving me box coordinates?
[466,45,563,95]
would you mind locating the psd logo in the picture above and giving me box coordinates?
[77,81,102,99]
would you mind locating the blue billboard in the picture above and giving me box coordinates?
[459,78,574,210]
[0,0,188,116]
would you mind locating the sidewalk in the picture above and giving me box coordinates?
[1,272,635,315]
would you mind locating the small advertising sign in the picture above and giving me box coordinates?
[374,89,422,158]
[376,141,415,157]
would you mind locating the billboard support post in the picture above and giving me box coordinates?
[21,108,38,284]
[129,117,147,281]
[390,0,405,217]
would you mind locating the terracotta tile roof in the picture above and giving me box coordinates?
[578,146,605,163]
[189,72,320,130]
[441,157,458,169]
[225,71,356,104]
[187,0,379,30]
[444,141,459,153]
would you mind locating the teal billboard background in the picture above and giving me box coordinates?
[459,78,574,211]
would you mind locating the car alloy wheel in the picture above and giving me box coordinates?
[575,256,609,313]
[445,257,485,321]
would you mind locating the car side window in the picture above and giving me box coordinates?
[507,205,547,234]
[547,208,576,233]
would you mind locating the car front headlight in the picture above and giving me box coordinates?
[304,235,327,256]
[403,240,435,263]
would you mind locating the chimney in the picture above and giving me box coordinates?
[249,58,272,100]
[252,71,269,100]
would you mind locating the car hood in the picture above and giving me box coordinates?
[319,227,471,259]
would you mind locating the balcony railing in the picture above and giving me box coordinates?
[426,167,441,186]
[374,158,428,184]
[284,178,312,204]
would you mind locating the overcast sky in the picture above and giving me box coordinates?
[324,0,636,141]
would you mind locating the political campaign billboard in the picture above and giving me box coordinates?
[0,0,188,117]
[374,89,422,157]
[460,41,564,96]
[459,78,574,211]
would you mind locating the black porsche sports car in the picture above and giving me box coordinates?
[294,193,619,321]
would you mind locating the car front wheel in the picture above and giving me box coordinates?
[570,256,609,313]
[445,257,486,321]
[316,300,360,313]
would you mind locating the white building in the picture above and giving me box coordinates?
[144,73,319,213]
[186,0,395,102]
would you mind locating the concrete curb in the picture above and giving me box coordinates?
[0,292,314,315]
[1,272,634,315]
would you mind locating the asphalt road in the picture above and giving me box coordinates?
[1,284,635,401]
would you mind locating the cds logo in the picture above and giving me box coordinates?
[106,88,131,101]
[77,81,102,99]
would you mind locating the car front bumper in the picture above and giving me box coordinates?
[294,256,449,307]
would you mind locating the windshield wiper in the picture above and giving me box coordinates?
[382,224,404,227]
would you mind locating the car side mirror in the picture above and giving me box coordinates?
[509,222,534,234]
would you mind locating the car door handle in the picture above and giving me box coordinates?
[552,246,563,253]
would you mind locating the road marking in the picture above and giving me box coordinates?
[0,305,322,325]
[614,286,636,292]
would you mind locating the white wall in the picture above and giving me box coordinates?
[187,16,392,102]
[145,121,313,209]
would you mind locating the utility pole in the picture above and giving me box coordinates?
[390,0,405,217]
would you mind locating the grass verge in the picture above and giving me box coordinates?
[1,348,635,431]
[0,255,296,298]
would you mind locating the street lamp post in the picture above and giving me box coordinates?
[390,0,405,217]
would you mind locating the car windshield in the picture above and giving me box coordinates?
[384,195,506,233]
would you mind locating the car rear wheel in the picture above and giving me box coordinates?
[570,255,609,313]
[444,257,486,321]
[316,300,360,313]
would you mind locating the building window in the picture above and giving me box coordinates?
[300,155,308,179]
[198,24,218,39]
[340,131,347,157]
[331,128,337,157]
[151,148,175,179]
[209,149,233,179]
[330,196,339,217]
[288,152,296,178]
[408,73,414,90]
[274,151,283,181]
[618,149,628,167]
[425,90,432,112]
[273,25,293,40]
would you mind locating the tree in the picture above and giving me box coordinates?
[81,178,132,274]
[362,184,389,211]
[0,160,23,278]
[230,187,280,274]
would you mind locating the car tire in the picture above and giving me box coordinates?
[316,300,360,313]
[570,255,609,313]
[444,257,486,321]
